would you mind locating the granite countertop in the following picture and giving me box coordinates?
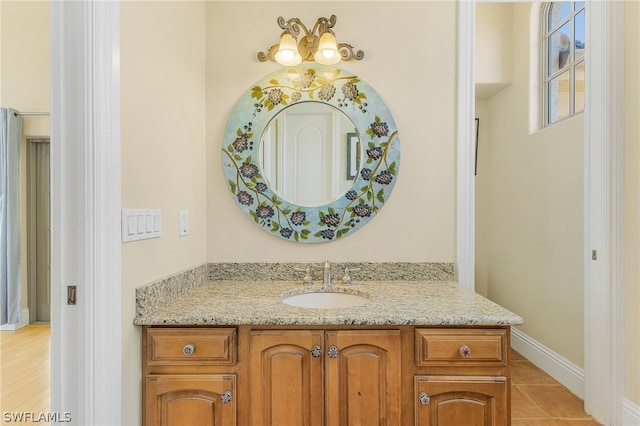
[134,280,524,327]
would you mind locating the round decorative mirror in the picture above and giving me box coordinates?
[221,65,400,243]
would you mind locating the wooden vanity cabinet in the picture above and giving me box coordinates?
[142,327,238,426]
[413,328,511,426]
[142,326,511,426]
[248,329,401,426]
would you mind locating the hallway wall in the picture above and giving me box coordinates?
[475,3,585,368]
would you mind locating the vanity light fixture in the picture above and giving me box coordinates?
[258,15,364,66]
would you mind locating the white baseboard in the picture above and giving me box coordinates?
[0,308,29,331]
[622,398,640,426]
[510,327,585,399]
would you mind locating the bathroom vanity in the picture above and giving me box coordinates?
[136,278,523,426]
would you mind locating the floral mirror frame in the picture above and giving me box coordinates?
[221,65,400,243]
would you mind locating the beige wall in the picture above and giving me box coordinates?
[475,3,585,367]
[206,1,457,263]
[474,100,489,298]
[120,2,207,423]
[624,0,640,407]
[0,1,50,316]
[475,3,513,100]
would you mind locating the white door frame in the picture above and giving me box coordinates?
[50,1,121,425]
[583,2,625,424]
[457,1,476,291]
[49,1,623,424]
[458,1,625,424]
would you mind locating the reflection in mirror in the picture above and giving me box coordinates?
[221,65,400,243]
[259,102,360,207]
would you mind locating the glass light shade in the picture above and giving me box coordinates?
[274,33,302,66]
[313,32,340,65]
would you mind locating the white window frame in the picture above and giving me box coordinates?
[542,1,586,127]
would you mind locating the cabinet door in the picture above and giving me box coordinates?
[414,376,507,426]
[249,330,324,426]
[325,330,401,426]
[145,374,236,426]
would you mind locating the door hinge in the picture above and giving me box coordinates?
[67,285,77,305]
[591,250,598,261]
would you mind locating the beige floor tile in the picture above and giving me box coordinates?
[518,384,592,419]
[511,349,527,361]
[512,360,561,385]
[511,385,547,419]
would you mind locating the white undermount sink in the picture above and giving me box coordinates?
[282,289,369,309]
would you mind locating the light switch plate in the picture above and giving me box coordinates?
[121,209,161,242]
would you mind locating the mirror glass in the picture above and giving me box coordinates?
[259,102,361,207]
[221,65,400,243]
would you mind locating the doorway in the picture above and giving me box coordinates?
[474,0,586,391]
[27,137,50,323]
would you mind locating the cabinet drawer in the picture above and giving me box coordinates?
[146,328,236,366]
[415,328,507,367]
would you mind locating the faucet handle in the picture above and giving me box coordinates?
[341,266,362,286]
[294,265,314,285]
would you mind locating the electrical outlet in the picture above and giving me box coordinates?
[179,210,189,237]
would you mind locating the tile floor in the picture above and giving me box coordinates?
[511,349,603,425]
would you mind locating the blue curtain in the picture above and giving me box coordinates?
[0,108,22,325]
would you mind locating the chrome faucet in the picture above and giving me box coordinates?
[322,261,332,285]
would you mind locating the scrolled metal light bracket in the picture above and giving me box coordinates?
[257,15,364,65]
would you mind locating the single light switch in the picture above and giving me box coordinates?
[137,215,145,233]
[154,213,161,232]
[127,216,136,236]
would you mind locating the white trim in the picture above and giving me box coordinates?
[511,328,584,399]
[0,308,29,330]
[622,399,640,426]
[584,2,626,425]
[50,1,122,425]
[456,0,475,291]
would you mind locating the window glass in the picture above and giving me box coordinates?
[548,22,571,76]
[548,70,571,124]
[544,2,585,127]
[574,9,585,61]
[548,2,571,30]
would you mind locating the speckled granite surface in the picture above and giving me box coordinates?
[135,264,209,320]
[208,262,455,282]
[134,279,523,327]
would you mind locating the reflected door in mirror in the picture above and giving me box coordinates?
[261,102,356,207]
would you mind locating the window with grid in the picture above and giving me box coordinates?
[543,1,585,126]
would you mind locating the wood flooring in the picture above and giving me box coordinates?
[0,324,50,425]
[0,325,604,425]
